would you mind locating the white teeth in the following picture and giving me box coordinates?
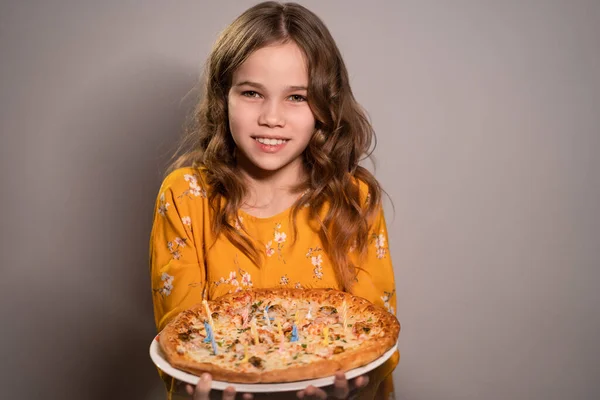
[255,137,287,145]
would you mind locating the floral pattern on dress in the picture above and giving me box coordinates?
[272,223,287,263]
[154,272,174,298]
[157,193,171,217]
[179,173,207,199]
[265,241,275,257]
[279,274,289,285]
[295,282,304,289]
[167,237,186,260]
[213,256,254,293]
[381,289,395,314]
[181,216,192,232]
[306,246,324,280]
[372,230,388,259]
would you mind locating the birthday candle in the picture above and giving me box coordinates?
[203,321,212,343]
[251,319,259,345]
[276,317,283,338]
[322,326,330,346]
[295,310,301,325]
[263,308,272,328]
[202,300,215,331]
[203,321,218,354]
[242,343,249,362]
[241,307,249,327]
[306,305,313,320]
[210,334,218,355]
[290,324,299,342]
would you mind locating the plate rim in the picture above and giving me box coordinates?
[149,336,399,393]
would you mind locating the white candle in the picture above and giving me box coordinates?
[263,308,272,328]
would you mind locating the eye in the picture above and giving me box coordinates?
[241,91,261,98]
[288,94,307,102]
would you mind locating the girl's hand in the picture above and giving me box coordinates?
[296,372,369,399]
[186,373,254,400]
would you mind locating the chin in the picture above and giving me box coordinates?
[252,161,290,173]
[247,156,299,174]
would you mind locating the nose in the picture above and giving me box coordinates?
[258,100,285,128]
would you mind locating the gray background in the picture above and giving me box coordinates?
[1,0,599,399]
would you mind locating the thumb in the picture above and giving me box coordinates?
[193,373,212,400]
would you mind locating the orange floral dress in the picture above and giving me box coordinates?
[150,167,399,399]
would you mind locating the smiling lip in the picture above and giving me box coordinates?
[252,135,290,141]
[253,136,288,153]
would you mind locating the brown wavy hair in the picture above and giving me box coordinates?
[168,1,383,291]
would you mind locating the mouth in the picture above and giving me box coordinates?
[253,137,289,146]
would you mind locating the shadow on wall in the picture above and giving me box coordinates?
[37,57,201,399]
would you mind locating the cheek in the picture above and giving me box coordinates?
[228,100,253,135]
[289,108,316,137]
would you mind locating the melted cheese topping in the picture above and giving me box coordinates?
[177,298,383,372]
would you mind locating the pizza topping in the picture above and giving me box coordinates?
[319,306,337,315]
[227,338,240,350]
[258,328,276,344]
[231,315,243,326]
[266,303,285,319]
[176,345,185,355]
[353,322,371,334]
[248,356,264,369]
[333,345,344,354]
[251,300,263,313]
[241,307,250,327]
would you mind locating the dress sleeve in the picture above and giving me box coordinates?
[149,174,206,332]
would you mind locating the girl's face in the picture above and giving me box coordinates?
[228,42,315,179]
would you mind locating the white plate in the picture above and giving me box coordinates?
[149,336,398,393]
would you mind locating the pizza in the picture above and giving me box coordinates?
[158,288,400,383]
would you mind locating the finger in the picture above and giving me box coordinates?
[352,375,369,390]
[193,373,212,400]
[222,386,236,400]
[304,385,327,400]
[313,388,328,399]
[332,371,350,398]
[242,393,254,400]
[186,384,194,395]
[299,385,315,399]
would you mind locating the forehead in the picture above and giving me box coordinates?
[233,42,308,86]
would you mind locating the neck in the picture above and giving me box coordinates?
[236,159,307,209]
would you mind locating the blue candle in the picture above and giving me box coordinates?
[291,324,299,342]
[203,321,218,355]
[203,321,211,343]
[210,335,218,355]
[264,305,275,322]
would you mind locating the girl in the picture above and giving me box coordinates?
[150,2,398,399]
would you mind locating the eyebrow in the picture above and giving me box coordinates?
[233,81,308,91]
